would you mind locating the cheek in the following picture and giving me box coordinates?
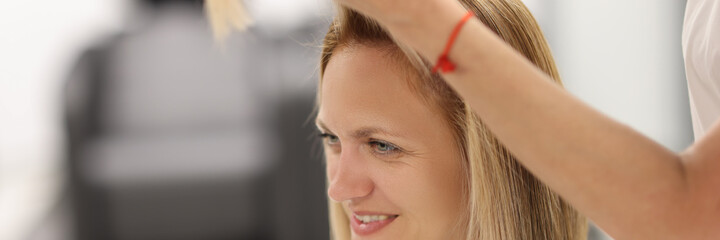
[425,135,466,214]
[383,156,465,230]
[431,161,465,213]
[427,151,465,215]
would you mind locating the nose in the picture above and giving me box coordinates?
[327,147,374,202]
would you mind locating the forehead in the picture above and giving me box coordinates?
[317,45,444,136]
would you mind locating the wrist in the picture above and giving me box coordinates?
[380,1,469,61]
[380,0,463,27]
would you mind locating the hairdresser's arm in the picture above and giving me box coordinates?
[337,0,720,239]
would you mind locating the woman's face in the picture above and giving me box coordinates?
[317,45,466,240]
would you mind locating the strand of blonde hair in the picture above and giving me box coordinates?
[205,0,253,40]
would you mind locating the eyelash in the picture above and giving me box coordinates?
[318,132,402,156]
[318,133,339,144]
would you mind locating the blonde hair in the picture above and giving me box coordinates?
[204,0,252,40]
[207,0,587,239]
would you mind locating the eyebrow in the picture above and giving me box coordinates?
[316,119,400,139]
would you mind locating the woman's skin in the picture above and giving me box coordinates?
[332,0,720,239]
[317,45,466,239]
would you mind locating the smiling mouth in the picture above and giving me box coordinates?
[350,213,399,236]
[353,213,399,224]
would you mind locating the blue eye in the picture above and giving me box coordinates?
[370,140,399,154]
[319,133,340,144]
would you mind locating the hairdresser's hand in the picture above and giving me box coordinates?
[334,0,459,27]
[333,0,470,65]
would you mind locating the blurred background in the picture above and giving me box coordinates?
[0,0,691,240]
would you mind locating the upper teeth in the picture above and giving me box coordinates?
[354,214,392,224]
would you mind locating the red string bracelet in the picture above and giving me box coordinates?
[432,11,475,74]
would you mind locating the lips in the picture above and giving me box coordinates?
[350,212,399,236]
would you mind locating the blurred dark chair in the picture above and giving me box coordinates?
[63,1,328,239]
